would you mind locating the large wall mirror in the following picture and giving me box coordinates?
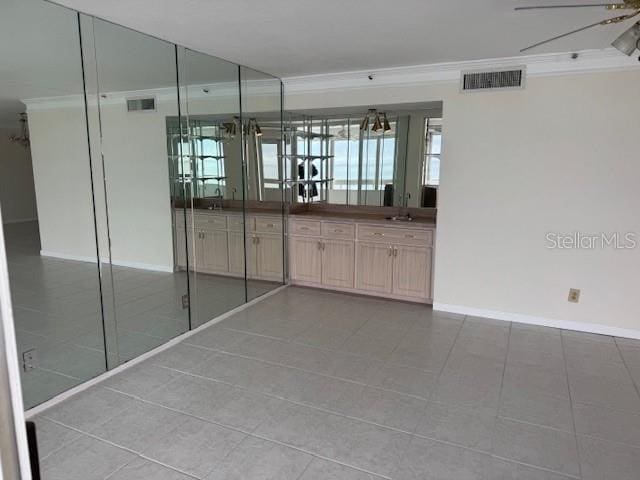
[283,102,442,210]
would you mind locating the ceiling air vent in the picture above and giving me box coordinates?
[126,97,156,112]
[461,67,525,93]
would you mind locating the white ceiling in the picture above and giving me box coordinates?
[52,0,637,78]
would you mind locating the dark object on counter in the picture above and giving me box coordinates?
[383,184,394,207]
[422,186,437,208]
[26,421,41,480]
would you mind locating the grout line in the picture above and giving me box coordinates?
[560,329,584,479]
[24,285,288,418]
[613,337,640,401]
[491,454,581,480]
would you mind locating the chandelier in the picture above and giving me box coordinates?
[9,113,30,148]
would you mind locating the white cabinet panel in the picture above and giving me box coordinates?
[322,239,354,289]
[255,234,283,281]
[290,236,322,283]
[228,231,245,275]
[392,245,431,299]
[201,229,229,273]
[355,242,393,294]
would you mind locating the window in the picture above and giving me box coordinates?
[330,119,396,191]
[261,141,280,189]
[423,118,442,186]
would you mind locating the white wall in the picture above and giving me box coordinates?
[28,108,98,260]
[0,129,38,224]
[286,68,640,337]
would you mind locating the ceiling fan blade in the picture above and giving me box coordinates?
[520,19,608,52]
[515,3,626,10]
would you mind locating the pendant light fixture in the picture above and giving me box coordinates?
[359,115,369,131]
[9,113,30,148]
[371,113,383,133]
[382,113,391,132]
[253,119,263,137]
[612,21,640,55]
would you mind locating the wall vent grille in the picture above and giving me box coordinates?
[461,68,525,92]
[126,97,156,112]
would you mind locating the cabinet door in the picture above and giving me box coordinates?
[289,236,322,284]
[392,245,432,299]
[175,221,187,269]
[201,229,229,273]
[355,242,393,294]
[255,234,284,281]
[322,239,354,288]
[228,231,245,276]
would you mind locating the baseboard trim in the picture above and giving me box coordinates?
[24,283,288,418]
[2,217,37,225]
[39,250,173,273]
[433,302,640,340]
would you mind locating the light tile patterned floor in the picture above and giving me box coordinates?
[4,221,274,408]
[32,286,640,479]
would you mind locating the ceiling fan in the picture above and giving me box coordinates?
[516,1,640,57]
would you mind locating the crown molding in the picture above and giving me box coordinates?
[23,78,280,111]
[282,48,640,94]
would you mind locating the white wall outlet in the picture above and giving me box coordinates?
[568,288,581,303]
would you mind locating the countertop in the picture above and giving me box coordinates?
[289,212,436,229]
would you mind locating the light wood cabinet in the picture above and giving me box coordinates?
[289,217,434,303]
[227,231,245,275]
[392,245,431,298]
[201,229,229,273]
[255,234,284,281]
[355,242,393,293]
[290,236,322,283]
[175,211,283,282]
[322,239,355,288]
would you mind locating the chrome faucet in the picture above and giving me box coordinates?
[213,188,223,211]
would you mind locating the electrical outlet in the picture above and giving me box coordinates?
[22,349,37,372]
[568,288,581,303]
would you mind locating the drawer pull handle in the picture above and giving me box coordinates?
[405,234,415,239]
[334,229,343,233]
[267,223,274,228]
[373,232,384,236]
[300,227,309,230]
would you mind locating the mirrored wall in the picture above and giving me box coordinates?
[282,105,442,209]
[0,0,284,408]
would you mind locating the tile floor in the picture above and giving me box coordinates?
[4,221,275,408]
[32,286,640,479]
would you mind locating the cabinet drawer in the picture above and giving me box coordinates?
[195,214,227,230]
[321,222,355,240]
[255,216,282,234]
[289,219,321,236]
[357,225,433,246]
[227,215,245,232]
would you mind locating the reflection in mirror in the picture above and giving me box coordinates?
[284,103,442,210]
[240,66,285,300]
[81,15,189,366]
[421,117,442,208]
[176,48,247,327]
[0,0,107,407]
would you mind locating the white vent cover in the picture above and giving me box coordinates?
[461,67,525,92]
[126,97,156,112]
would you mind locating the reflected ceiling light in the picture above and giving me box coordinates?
[382,113,391,132]
[612,21,640,55]
[251,118,263,136]
[8,113,29,148]
[371,113,383,133]
[223,121,236,138]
